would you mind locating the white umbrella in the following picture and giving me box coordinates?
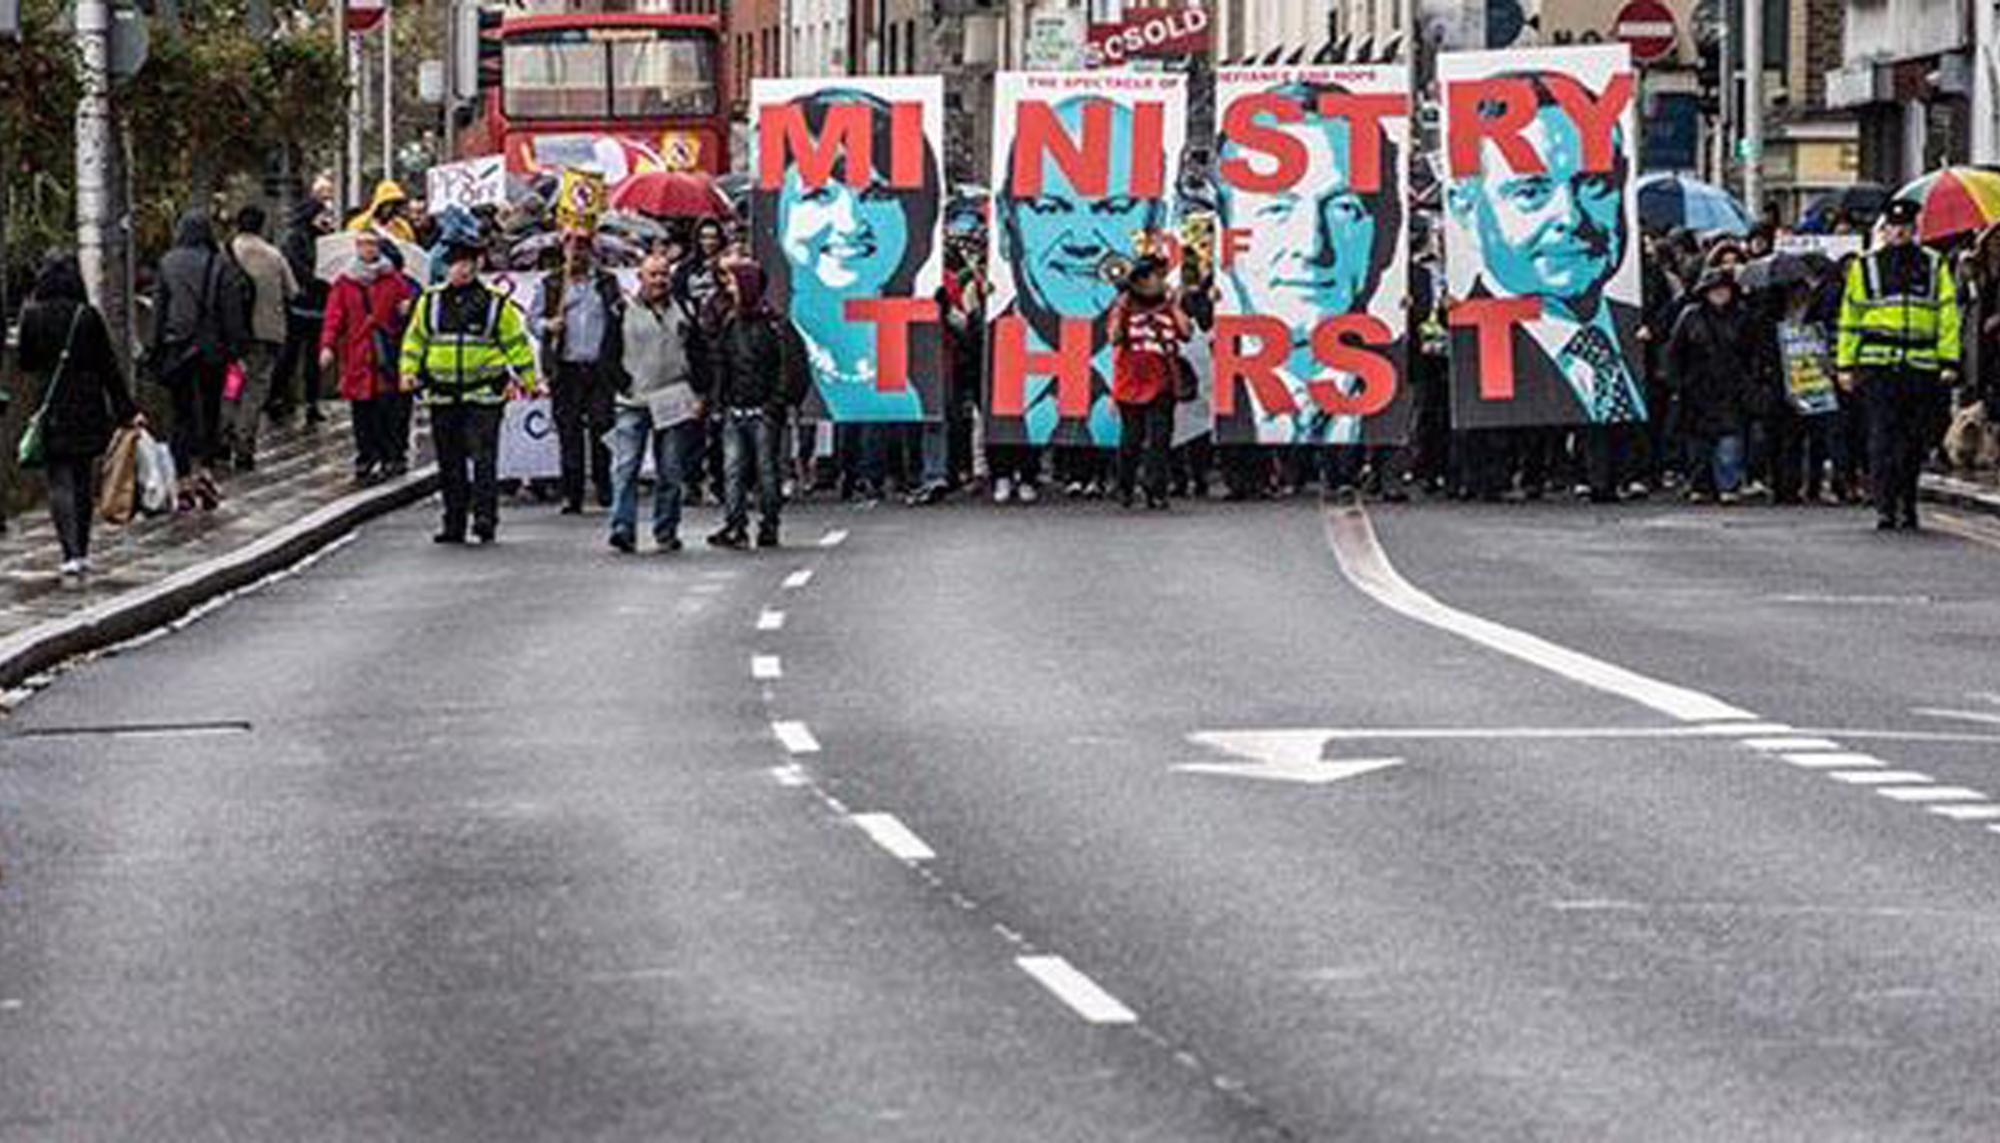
[315,231,430,286]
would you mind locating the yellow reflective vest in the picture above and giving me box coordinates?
[1835,244,1961,375]
[399,282,537,406]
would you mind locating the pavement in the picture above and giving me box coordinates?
[3,488,2000,1140]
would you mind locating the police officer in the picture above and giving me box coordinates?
[1836,198,1962,531]
[399,239,538,545]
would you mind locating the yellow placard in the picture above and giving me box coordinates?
[554,168,608,233]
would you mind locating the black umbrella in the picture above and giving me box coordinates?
[1736,252,1814,292]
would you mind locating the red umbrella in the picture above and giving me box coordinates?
[610,171,729,219]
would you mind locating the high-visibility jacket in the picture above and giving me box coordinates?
[398,282,537,405]
[1836,243,1962,374]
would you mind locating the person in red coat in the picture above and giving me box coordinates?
[1107,256,1191,510]
[318,229,419,483]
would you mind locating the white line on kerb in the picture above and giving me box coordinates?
[752,655,782,681]
[1324,507,1755,724]
[1877,786,1990,803]
[772,720,820,754]
[1828,770,1933,785]
[757,609,786,631]
[1780,752,1887,769]
[1744,737,1842,752]
[782,569,814,589]
[850,813,936,861]
[1016,956,1138,1025]
[819,530,849,548]
[1931,804,2000,821]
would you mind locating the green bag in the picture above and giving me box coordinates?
[17,307,83,471]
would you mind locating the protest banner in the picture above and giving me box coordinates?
[426,156,507,216]
[985,70,1187,447]
[1210,63,1413,446]
[750,76,947,423]
[1777,320,1839,415]
[1439,44,1646,431]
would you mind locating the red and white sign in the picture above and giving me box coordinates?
[345,0,385,34]
[1613,0,1676,63]
[1084,6,1211,69]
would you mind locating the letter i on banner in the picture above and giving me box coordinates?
[1438,44,1644,432]
[749,76,947,424]
[1210,63,1412,447]
[984,70,1188,449]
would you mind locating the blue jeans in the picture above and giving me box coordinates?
[609,406,699,542]
[920,418,950,485]
[721,409,782,533]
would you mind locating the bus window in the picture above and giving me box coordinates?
[504,41,610,119]
[611,36,716,118]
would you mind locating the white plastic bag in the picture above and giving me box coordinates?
[135,430,179,515]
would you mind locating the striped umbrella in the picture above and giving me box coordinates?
[1891,167,2000,244]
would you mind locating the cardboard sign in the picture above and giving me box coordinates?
[1778,320,1839,416]
[553,168,608,233]
[426,157,507,216]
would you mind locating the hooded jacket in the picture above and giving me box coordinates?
[150,211,249,373]
[320,254,419,402]
[348,180,417,243]
[703,264,810,412]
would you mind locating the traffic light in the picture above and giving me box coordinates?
[476,6,503,92]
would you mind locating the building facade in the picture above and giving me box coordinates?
[1826,0,1970,187]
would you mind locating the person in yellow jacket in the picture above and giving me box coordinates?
[348,179,418,244]
[1836,197,1962,530]
[399,238,537,544]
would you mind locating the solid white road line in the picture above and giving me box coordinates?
[1827,770,1933,785]
[850,813,936,861]
[1930,804,2000,821]
[1780,752,1888,769]
[1743,737,1842,752]
[772,720,821,754]
[1016,956,1138,1025]
[782,569,814,589]
[1324,507,1755,724]
[752,655,782,681]
[757,609,786,631]
[819,530,849,548]
[1876,786,1989,803]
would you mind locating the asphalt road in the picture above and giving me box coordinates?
[3,491,1999,1141]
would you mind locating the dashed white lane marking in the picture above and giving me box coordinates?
[752,655,782,681]
[1931,804,2000,822]
[782,568,814,590]
[772,720,820,754]
[850,813,937,861]
[690,582,726,595]
[1828,770,1934,785]
[757,609,786,631]
[1016,956,1139,1025]
[770,764,809,788]
[819,529,849,548]
[1744,737,1842,752]
[1876,786,1989,803]
[1325,507,1755,723]
[1780,752,1888,769]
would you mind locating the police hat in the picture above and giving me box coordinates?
[1882,198,1922,227]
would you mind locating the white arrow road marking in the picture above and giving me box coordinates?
[1914,708,2000,727]
[1177,730,1403,785]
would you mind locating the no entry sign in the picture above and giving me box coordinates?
[1614,0,1676,63]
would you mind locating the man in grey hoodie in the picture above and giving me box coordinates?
[607,252,708,553]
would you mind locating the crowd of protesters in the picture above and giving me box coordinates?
[8,174,2000,573]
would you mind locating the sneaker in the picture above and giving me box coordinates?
[707,526,749,550]
[1622,481,1651,500]
[1717,491,1742,506]
[609,532,636,554]
[1063,480,1085,498]
[473,523,496,545]
[235,453,258,474]
[433,531,467,545]
[1686,490,1712,505]
[59,558,83,578]
[655,533,684,553]
[906,482,949,507]
[1144,493,1170,511]
[992,476,1014,504]
[1016,482,1040,504]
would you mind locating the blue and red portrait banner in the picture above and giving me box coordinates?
[750,76,947,423]
[1439,45,1646,431]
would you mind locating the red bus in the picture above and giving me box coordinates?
[461,1,729,183]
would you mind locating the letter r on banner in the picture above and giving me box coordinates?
[1445,78,1543,178]
[1212,315,1297,417]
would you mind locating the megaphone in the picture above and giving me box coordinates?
[1098,252,1134,285]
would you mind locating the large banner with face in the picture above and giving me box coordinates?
[1439,45,1645,431]
[751,76,947,423]
[986,71,1188,447]
[1210,64,1412,446]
